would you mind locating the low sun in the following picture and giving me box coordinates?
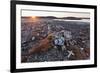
[31,16,36,19]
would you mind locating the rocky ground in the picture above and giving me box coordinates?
[27,47,68,62]
[21,17,90,63]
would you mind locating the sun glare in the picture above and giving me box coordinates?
[31,16,36,19]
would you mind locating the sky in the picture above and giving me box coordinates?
[22,10,90,18]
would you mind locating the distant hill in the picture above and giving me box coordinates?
[21,16,90,20]
[61,17,82,20]
[38,16,57,19]
[61,17,90,20]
